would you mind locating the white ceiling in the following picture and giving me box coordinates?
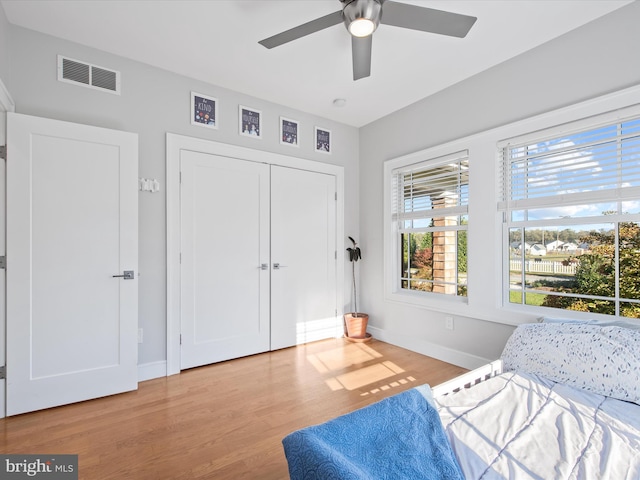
[0,0,633,127]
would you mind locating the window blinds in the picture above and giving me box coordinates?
[392,150,469,224]
[499,115,640,212]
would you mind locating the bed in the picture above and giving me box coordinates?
[282,320,640,479]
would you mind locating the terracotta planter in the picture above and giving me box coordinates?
[344,313,369,339]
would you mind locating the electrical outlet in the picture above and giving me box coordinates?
[138,328,144,343]
[445,316,454,330]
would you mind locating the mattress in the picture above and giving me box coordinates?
[435,371,640,480]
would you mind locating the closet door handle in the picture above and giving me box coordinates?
[259,263,269,270]
[273,263,288,270]
[112,270,135,279]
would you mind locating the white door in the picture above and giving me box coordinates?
[271,166,337,350]
[180,151,270,369]
[6,113,138,416]
[0,81,12,419]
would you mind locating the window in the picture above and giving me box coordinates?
[499,110,640,318]
[391,151,468,299]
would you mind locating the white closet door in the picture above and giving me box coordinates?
[180,151,270,369]
[0,89,10,418]
[6,112,138,416]
[270,166,337,350]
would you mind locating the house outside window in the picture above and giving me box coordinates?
[390,151,469,300]
[499,109,640,318]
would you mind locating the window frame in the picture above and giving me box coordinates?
[384,146,469,309]
[498,105,640,318]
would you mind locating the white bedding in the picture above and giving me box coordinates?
[435,371,640,480]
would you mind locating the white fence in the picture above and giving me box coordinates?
[510,259,577,275]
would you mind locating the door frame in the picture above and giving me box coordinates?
[0,78,15,418]
[166,133,344,376]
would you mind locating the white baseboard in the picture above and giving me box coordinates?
[138,360,167,382]
[367,326,492,370]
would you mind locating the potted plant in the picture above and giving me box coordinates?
[344,236,370,340]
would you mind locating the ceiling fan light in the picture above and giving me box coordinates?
[349,18,375,37]
[343,0,381,37]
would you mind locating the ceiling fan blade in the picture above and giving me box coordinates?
[381,1,477,38]
[259,10,343,49]
[352,35,372,81]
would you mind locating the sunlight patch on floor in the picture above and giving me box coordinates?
[307,343,383,374]
[360,376,417,397]
[307,340,421,395]
[324,361,405,391]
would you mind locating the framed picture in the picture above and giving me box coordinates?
[191,92,218,129]
[315,127,331,154]
[280,117,299,147]
[239,105,262,139]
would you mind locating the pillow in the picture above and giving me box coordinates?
[501,323,640,405]
[539,316,640,331]
[594,320,640,331]
[539,316,594,324]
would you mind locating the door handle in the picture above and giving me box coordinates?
[259,263,269,270]
[273,263,287,270]
[112,270,135,280]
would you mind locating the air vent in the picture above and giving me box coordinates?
[91,66,118,91]
[57,55,121,94]
[61,57,90,85]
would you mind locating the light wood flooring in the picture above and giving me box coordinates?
[0,337,467,479]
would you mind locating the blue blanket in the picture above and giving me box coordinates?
[282,387,463,480]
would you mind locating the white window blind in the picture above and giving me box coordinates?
[499,115,640,212]
[392,150,469,226]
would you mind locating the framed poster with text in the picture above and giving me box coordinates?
[191,92,218,129]
[280,117,299,147]
[315,126,331,154]
[239,106,262,139]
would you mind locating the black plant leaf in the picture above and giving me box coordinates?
[347,236,361,262]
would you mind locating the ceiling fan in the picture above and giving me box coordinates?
[258,0,477,81]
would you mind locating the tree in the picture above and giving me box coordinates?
[413,247,433,273]
[458,231,467,273]
[409,234,418,261]
[619,222,640,317]
[542,222,640,318]
[420,232,433,250]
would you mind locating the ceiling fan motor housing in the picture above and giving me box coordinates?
[342,0,383,36]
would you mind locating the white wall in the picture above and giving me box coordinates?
[3,24,360,370]
[0,4,8,81]
[359,2,640,368]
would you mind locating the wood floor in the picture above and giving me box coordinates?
[0,338,467,479]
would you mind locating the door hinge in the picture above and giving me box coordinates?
[0,256,5,269]
[335,250,337,259]
[0,366,5,379]
[180,334,182,345]
[335,192,337,201]
[0,145,5,160]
